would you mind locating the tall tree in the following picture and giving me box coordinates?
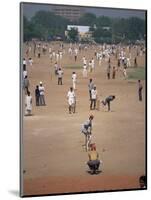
[67,28,78,42]
[78,13,96,26]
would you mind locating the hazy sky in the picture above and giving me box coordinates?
[22,3,146,20]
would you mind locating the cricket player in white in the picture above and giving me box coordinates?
[72,72,77,90]
[25,91,32,116]
[91,58,95,71]
[90,86,97,110]
[83,64,87,78]
[67,87,76,114]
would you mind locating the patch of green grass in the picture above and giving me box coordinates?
[64,65,82,69]
[128,67,146,80]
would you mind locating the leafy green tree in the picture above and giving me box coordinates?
[93,27,112,43]
[78,13,96,26]
[23,10,146,44]
[96,16,111,27]
[67,28,79,42]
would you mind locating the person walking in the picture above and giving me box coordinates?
[107,64,111,79]
[90,86,97,110]
[39,81,46,106]
[112,66,116,79]
[23,58,27,71]
[138,80,143,101]
[83,64,87,78]
[88,79,94,100]
[134,57,137,67]
[35,85,40,106]
[23,75,30,94]
[67,87,76,114]
[123,67,127,79]
[72,72,77,90]
[57,68,63,85]
[25,91,32,116]
[54,62,59,75]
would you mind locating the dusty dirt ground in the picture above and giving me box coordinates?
[22,42,146,196]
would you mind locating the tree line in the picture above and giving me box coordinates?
[23,10,146,44]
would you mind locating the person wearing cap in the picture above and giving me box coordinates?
[81,115,94,151]
[67,87,76,114]
[39,82,46,106]
[101,95,115,111]
[90,86,97,110]
[87,143,102,174]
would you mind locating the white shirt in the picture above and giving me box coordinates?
[83,65,87,70]
[58,70,63,78]
[67,90,75,100]
[26,95,32,110]
[54,64,58,70]
[75,48,78,55]
[23,60,26,65]
[29,59,33,65]
[91,89,97,99]
[23,70,27,78]
[39,86,45,95]
[92,59,95,68]
[72,74,77,82]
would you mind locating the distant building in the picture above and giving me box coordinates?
[51,6,85,22]
[102,26,111,31]
[66,25,92,41]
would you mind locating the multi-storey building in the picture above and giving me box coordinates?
[52,5,85,22]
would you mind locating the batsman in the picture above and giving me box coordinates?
[81,115,94,151]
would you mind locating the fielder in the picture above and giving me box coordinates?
[25,91,32,116]
[67,87,76,114]
[101,95,116,111]
[72,72,77,90]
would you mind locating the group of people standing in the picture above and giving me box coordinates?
[23,56,46,116]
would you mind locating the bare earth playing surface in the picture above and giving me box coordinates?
[22,42,146,196]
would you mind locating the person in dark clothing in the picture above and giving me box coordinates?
[139,175,147,188]
[23,75,30,94]
[23,58,26,71]
[107,64,111,80]
[35,85,40,106]
[134,57,137,67]
[88,79,94,100]
[101,95,115,111]
[38,52,41,58]
[112,66,116,79]
[117,58,120,68]
[138,80,143,101]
